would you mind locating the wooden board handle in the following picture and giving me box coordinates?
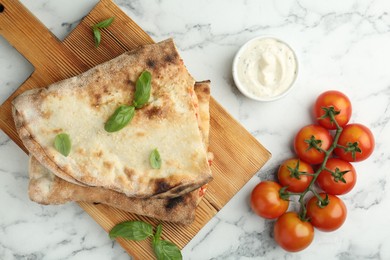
[0,0,87,77]
[0,0,63,68]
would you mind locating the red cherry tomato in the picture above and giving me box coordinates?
[317,158,357,195]
[306,193,347,232]
[314,90,352,130]
[334,123,375,162]
[277,158,314,193]
[294,124,333,164]
[274,212,314,252]
[250,181,289,219]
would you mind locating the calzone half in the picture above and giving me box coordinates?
[27,81,212,224]
[12,39,212,199]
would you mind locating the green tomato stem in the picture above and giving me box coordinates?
[324,167,334,173]
[336,144,344,149]
[298,194,308,221]
[284,191,303,196]
[309,187,325,203]
[293,110,344,220]
[319,147,328,154]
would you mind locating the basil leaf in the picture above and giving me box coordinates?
[93,27,101,47]
[54,133,71,156]
[109,221,153,240]
[150,148,162,169]
[92,17,114,47]
[133,71,152,108]
[104,105,135,132]
[153,239,182,260]
[93,17,114,29]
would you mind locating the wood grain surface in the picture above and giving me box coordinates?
[0,0,271,258]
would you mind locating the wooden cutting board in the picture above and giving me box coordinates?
[0,0,271,258]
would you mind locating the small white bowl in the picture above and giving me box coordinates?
[232,36,298,102]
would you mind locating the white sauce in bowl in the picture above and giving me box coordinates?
[233,37,298,101]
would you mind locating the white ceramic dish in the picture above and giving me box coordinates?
[232,36,298,102]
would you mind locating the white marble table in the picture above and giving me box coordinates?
[1,0,390,259]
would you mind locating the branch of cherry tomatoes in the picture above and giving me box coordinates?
[250,90,375,252]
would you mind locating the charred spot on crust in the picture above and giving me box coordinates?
[76,147,86,155]
[93,202,101,205]
[124,167,135,179]
[29,132,36,140]
[164,53,178,63]
[41,110,52,119]
[154,179,172,194]
[95,75,102,83]
[170,184,192,195]
[93,150,103,158]
[164,54,174,63]
[142,103,169,120]
[146,106,162,119]
[31,89,46,103]
[136,132,145,137]
[201,85,210,95]
[88,88,104,107]
[165,196,184,210]
[102,85,110,93]
[51,128,63,134]
[146,59,156,68]
[94,93,102,103]
[36,88,45,97]
[103,161,113,170]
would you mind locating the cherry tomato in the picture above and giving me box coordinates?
[294,124,333,164]
[306,193,347,232]
[317,158,357,195]
[250,181,289,219]
[277,158,314,193]
[274,212,314,252]
[314,90,352,130]
[334,123,375,162]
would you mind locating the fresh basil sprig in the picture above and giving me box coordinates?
[109,221,182,260]
[92,17,114,47]
[104,105,135,132]
[133,70,152,108]
[54,133,71,156]
[150,148,162,169]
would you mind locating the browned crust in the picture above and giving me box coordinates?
[28,156,197,224]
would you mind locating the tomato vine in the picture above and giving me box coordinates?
[281,110,344,220]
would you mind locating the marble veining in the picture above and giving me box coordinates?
[1,0,390,259]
